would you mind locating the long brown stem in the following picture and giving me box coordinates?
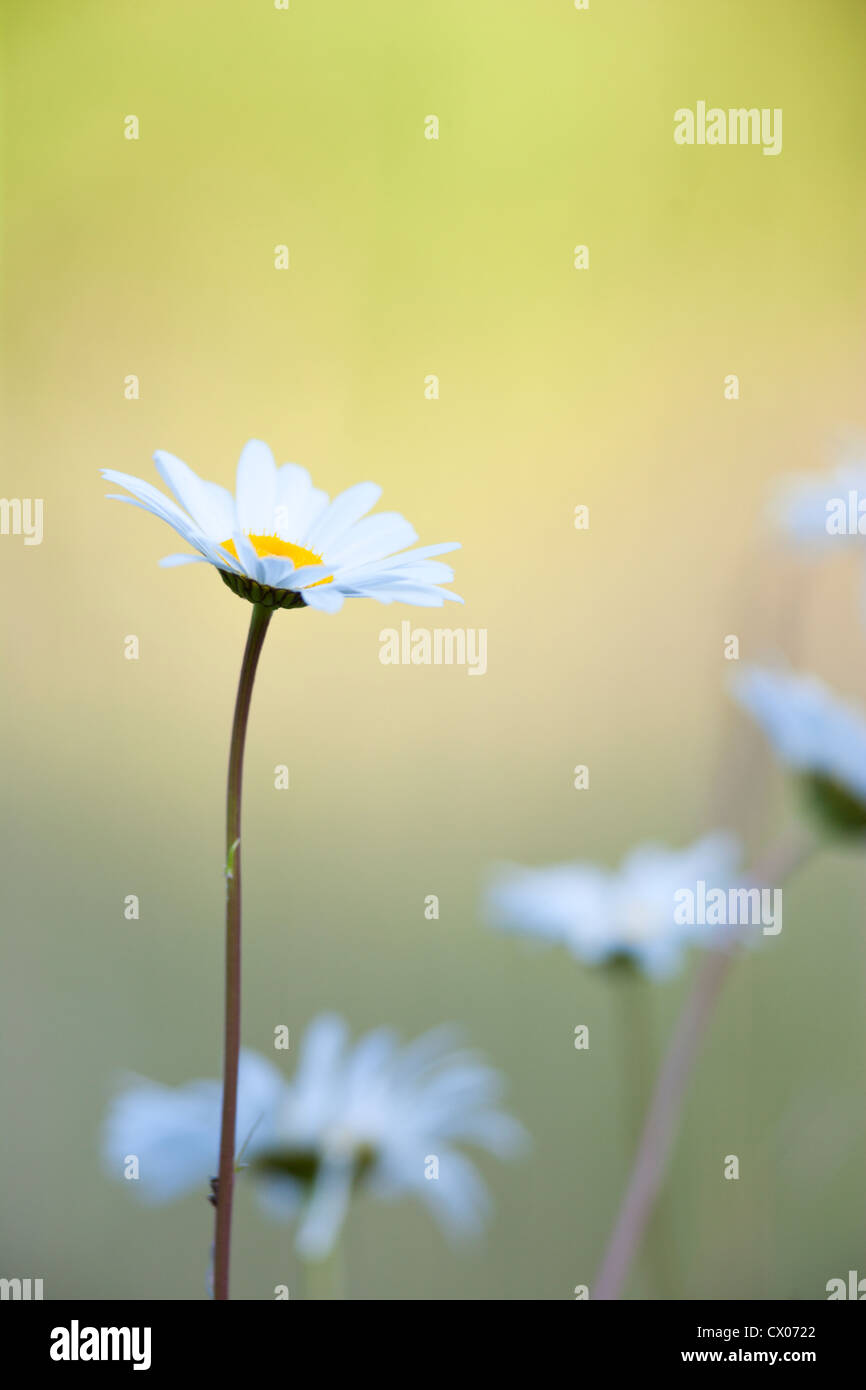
[594,828,815,1301]
[213,602,273,1300]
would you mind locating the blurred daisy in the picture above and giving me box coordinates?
[770,462,866,621]
[485,833,742,978]
[103,1016,526,1259]
[771,462,866,552]
[102,439,461,612]
[731,665,866,832]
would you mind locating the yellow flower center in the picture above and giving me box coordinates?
[221,534,332,586]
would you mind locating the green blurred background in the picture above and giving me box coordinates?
[2,0,865,1299]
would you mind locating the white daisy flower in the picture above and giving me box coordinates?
[102,1016,526,1260]
[731,665,866,828]
[102,1052,285,1206]
[102,439,462,613]
[485,834,743,978]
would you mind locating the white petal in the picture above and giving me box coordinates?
[336,560,454,587]
[294,1157,355,1259]
[366,541,461,570]
[103,469,200,535]
[324,513,418,568]
[344,1028,400,1094]
[281,564,334,589]
[300,584,345,613]
[294,1015,350,1091]
[153,451,237,540]
[389,541,461,562]
[258,556,298,589]
[102,1077,220,1204]
[387,1026,462,1085]
[231,531,263,581]
[282,1015,351,1138]
[236,440,278,536]
[235,1051,290,1159]
[306,482,382,553]
[106,493,206,553]
[152,529,241,575]
[100,1049,285,1206]
[338,581,458,607]
[159,553,210,567]
[274,464,329,541]
[415,1147,490,1239]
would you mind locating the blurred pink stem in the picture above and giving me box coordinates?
[594,828,815,1301]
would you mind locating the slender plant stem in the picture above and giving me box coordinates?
[213,602,273,1301]
[617,968,651,1152]
[616,971,676,1297]
[594,828,815,1301]
[616,972,652,1295]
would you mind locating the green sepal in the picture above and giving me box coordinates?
[799,772,866,839]
[219,569,307,610]
[251,1145,377,1189]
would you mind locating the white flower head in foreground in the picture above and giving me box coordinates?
[102,439,461,612]
[485,833,742,978]
[103,1016,526,1259]
[731,664,866,834]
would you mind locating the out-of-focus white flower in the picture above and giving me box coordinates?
[731,665,866,829]
[102,1052,284,1204]
[102,1017,526,1259]
[485,834,742,978]
[103,439,461,612]
[770,463,866,553]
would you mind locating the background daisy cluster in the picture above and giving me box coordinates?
[2,0,866,1298]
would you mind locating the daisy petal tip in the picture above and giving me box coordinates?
[239,438,277,467]
[152,448,179,469]
[158,553,202,568]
